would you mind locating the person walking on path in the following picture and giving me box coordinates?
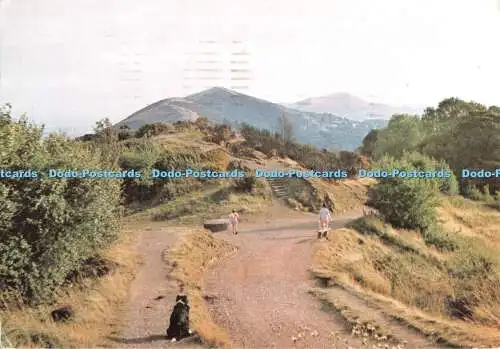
[229,210,240,235]
[318,203,332,238]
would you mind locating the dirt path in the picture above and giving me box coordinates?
[204,209,450,349]
[109,200,449,349]
[109,226,204,349]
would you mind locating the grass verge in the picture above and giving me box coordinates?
[309,288,396,345]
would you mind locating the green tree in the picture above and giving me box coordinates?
[135,122,172,138]
[359,129,379,158]
[421,97,487,134]
[0,105,122,303]
[373,114,423,160]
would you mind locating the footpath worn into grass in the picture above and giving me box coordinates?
[110,224,236,348]
[111,188,272,348]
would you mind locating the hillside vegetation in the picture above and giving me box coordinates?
[311,97,500,347]
[115,87,387,150]
[0,101,369,304]
[359,97,500,197]
[0,102,370,347]
[2,95,498,348]
[0,105,122,305]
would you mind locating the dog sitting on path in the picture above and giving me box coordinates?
[166,295,192,341]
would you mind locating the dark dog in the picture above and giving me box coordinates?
[166,295,191,341]
[51,306,73,322]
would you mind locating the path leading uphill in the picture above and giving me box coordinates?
[204,207,450,349]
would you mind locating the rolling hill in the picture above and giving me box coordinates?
[285,92,421,121]
[115,87,387,150]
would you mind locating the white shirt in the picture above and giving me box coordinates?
[229,212,239,223]
[319,207,331,220]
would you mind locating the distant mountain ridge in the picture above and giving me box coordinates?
[116,87,388,150]
[285,92,421,121]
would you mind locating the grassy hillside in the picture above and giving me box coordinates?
[309,97,500,347]
[115,87,387,150]
[312,196,500,347]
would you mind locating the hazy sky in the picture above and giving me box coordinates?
[1,0,499,133]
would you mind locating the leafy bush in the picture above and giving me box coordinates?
[368,177,438,232]
[147,149,204,203]
[117,139,161,204]
[117,142,206,206]
[135,122,173,138]
[234,175,257,193]
[153,148,202,170]
[210,124,232,144]
[422,227,460,252]
[0,107,122,303]
[367,153,445,232]
[376,151,458,195]
[464,184,495,202]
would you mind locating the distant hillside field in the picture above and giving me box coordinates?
[286,92,421,121]
[115,87,387,150]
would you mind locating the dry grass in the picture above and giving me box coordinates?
[153,129,218,153]
[163,228,237,347]
[307,177,375,213]
[276,176,373,214]
[202,148,231,171]
[309,288,396,344]
[311,195,500,347]
[150,185,272,225]
[259,158,373,213]
[0,225,141,348]
[439,196,500,246]
[322,278,500,348]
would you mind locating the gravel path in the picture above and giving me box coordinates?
[204,211,448,349]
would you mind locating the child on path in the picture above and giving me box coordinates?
[318,203,332,238]
[229,209,240,235]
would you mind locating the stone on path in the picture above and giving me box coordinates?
[203,219,229,233]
